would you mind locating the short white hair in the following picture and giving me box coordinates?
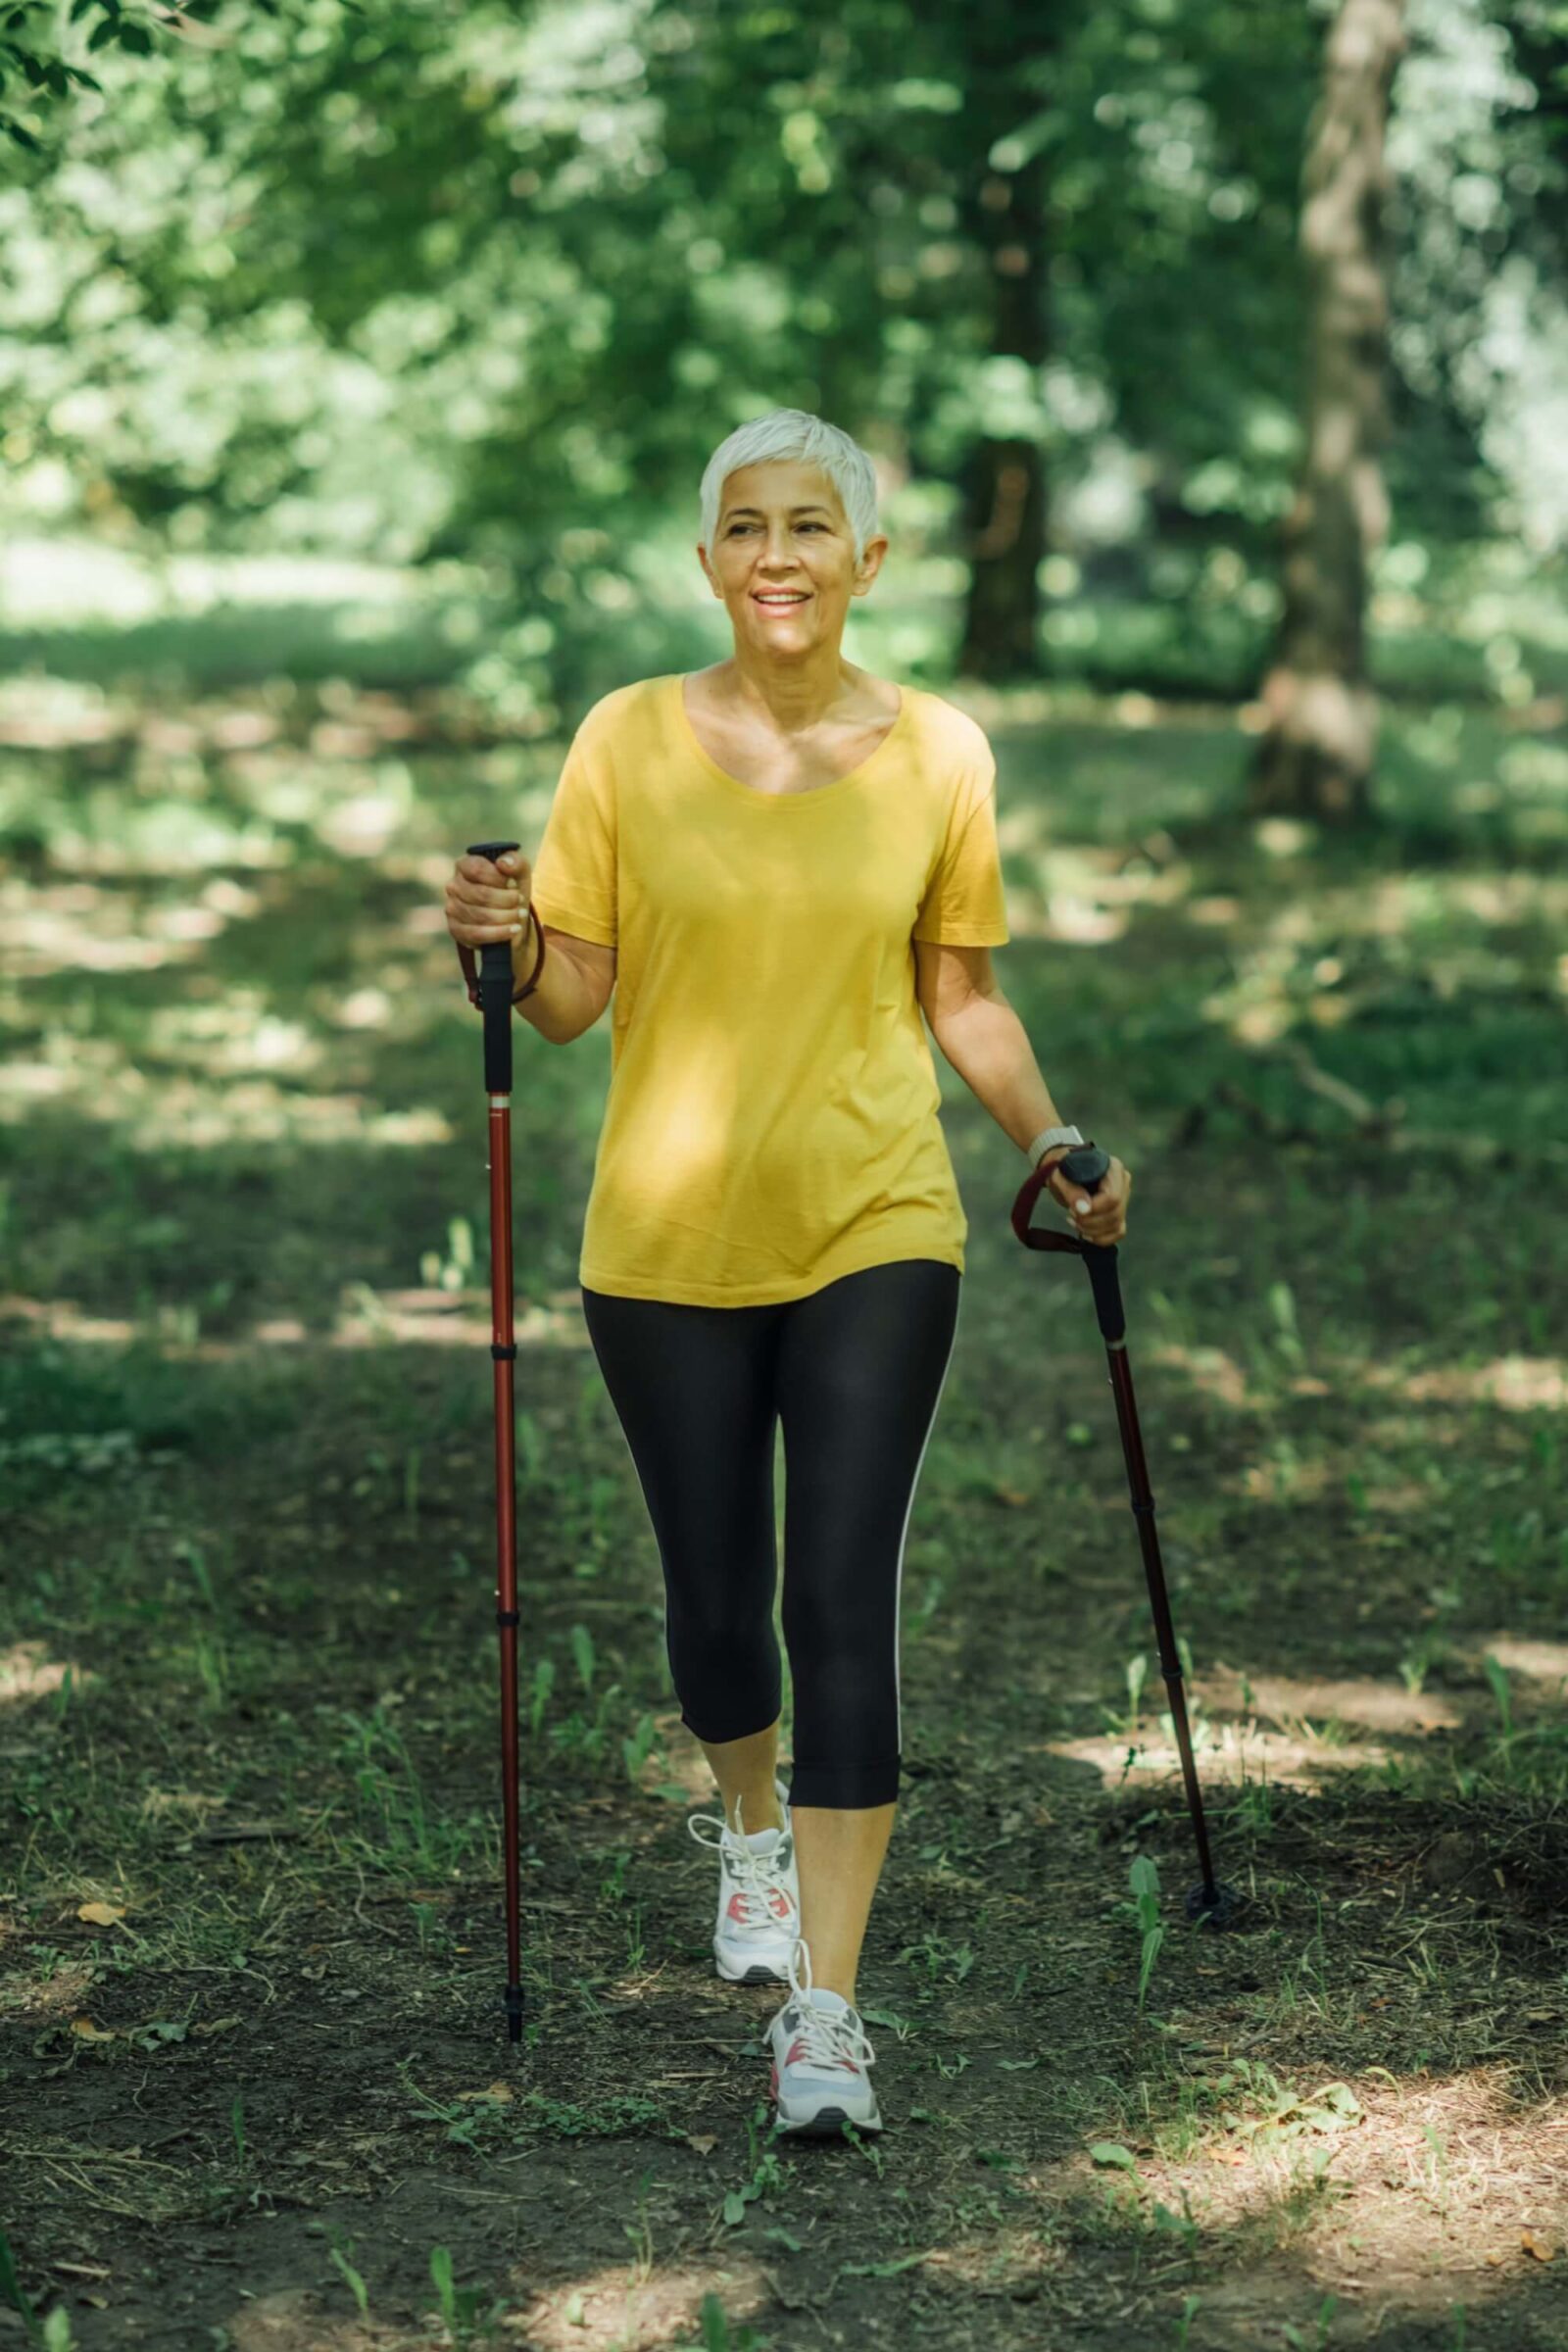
[699,408,880,567]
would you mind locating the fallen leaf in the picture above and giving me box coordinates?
[76,1901,126,1928]
[1522,2230,1557,2263]
[1208,2146,1249,2166]
[127,2020,188,2049]
[1486,2252,1506,2267]
[686,2133,717,2156]
[71,2017,115,2040]
[455,2081,513,2103]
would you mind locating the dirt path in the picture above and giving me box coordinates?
[7,1135,1568,2351]
[5,695,1568,2348]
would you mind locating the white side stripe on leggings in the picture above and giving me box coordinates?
[893,1306,961,1754]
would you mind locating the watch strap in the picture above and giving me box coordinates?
[1028,1123,1084,1168]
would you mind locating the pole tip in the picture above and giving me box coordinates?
[1185,1881,1243,1930]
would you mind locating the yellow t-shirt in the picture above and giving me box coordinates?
[527,670,1010,1307]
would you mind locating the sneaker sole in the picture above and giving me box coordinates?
[772,2099,884,2136]
[716,1954,790,1984]
[713,1932,795,1984]
[769,2062,882,2135]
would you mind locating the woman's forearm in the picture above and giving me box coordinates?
[511,916,601,1045]
[928,992,1069,1156]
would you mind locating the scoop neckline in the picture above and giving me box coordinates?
[672,671,910,805]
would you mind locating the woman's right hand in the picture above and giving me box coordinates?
[444,849,534,949]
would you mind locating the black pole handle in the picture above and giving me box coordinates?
[466,839,522,1097]
[1009,1142,1124,1345]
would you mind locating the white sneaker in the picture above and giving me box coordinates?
[686,1776,800,1985]
[767,1936,882,2136]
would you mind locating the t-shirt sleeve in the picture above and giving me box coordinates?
[911,748,1010,946]
[528,710,618,949]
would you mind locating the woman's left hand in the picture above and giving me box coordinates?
[1041,1149,1133,1248]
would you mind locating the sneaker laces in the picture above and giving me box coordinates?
[780,1936,876,2074]
[687,1801,795,1932]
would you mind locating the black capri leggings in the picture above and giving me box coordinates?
[580,1259,962,1810]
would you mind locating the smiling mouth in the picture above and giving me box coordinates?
[753,592,810,605]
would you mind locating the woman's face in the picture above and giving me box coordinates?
[698,459,887,658]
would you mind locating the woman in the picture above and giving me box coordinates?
[443,408,1132,2137]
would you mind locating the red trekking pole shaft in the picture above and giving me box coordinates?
[455,837,537,2042]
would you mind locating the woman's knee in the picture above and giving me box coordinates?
[666,1603,779,1720]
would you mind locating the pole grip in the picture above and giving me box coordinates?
[1009,1142,1125,1344]
[466,839,521,1096]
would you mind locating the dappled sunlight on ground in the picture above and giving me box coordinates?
[1359,1356,1568,1412]
[0,1060,453,1144]
[1481,1639,1568,1688]
[1037,1720,1399,1790]
[0,870,503,1141]
[1195,1667,1462,1738]
[1232,1453,1340,1502]
[1148,1337,1568,1419]
[1042,2065,1568,2307]
[0,1284,593,1357]
[0,1641,91,1705]
[640,1718,717,1807]
[1144,1343,1332,1416]
[504,2259,773,2350]
[1042,1645,1568,1790]
[222,2299,373,2352]
[0,1951,94,2022]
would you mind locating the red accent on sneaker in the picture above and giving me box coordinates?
[769,1890,792,1917]
[785,2036,857,2073]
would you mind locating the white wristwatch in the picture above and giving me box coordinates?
[1027,1123,1084,1168]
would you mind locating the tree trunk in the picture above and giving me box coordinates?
[1249,0,1405,821]
[956,149,1049,681]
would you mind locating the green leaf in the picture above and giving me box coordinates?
[0,2225,40,2334]
[1299,2082,1363,2130]
[1089,2140,1139,2171]
[721,2188,746,2227]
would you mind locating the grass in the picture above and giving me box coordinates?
[2,590,1567,2347]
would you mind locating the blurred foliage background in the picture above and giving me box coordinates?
[4,20,1568,2342]
[1,0,1566,794]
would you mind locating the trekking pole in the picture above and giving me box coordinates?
[453,838,546,2041]
[1011,1144,1241,1928]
